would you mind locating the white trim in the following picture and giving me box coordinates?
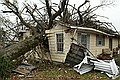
[55,32,65,53]
[70,26,115,36]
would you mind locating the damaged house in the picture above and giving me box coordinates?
[15,22,120,79]
[46,22,120,79]
[46,22,120,62]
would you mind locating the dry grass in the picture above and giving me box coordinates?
[8,62,120,80]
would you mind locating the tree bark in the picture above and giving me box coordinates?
[3,33,44,60]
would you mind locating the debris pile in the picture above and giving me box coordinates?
[97,48,113,60]
[65,43,120,79]
[12,62,36,75]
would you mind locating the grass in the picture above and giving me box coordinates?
[7,62,120,80]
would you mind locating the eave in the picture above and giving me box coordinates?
[70,26,115,37]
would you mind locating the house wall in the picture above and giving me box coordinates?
[112,38,118,49]
[89,33,109,56]
[23,30,32,40]
[46,24,119,62]
[19,30,32,41]
[119,39,120,47]
[46,24,72,62]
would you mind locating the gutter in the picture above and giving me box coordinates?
[70,26,115,36]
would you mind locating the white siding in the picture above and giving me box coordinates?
[46,24,72,62]
[89,33,109,56]
[46,24,119,62]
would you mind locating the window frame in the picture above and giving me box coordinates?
[96,34,105,46]
[55,32,65,53]
[77,32,90,49]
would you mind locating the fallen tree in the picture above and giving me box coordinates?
[0,0,118,61]
[0,0,68,60]
[3,33,44,60]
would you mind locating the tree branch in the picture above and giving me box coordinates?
[77,0,90,24]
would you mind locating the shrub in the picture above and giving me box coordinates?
[0,56,14,80]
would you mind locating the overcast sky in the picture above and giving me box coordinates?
[69,0,120,31]
[49,0,120,31]
[1,0,120,31]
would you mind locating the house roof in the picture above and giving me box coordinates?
[70,26,115,36]
[56,22,117,36]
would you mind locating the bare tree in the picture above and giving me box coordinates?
[0,0,117,60]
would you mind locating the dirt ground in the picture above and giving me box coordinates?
[7,61,120,80]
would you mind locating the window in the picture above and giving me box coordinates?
[55,33,64,52]
[78,33,90,49]
[81,33,87,47]
[96,34,105,46]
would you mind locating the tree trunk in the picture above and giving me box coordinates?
[3,33,44,60]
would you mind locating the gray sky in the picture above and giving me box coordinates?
[93,0,120,31]
[51,0,120,31]
[69,0,120,31]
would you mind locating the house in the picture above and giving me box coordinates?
[46,22,120,62]
[18,29,32,41]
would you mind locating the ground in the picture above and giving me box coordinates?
[8,61,120,80]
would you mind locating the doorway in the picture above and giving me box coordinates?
[109,38,112,51]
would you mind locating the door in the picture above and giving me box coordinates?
[78,32,90,49]
[109,38,112,51]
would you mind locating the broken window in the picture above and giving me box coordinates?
[55,33,64,52]
[96,34,105,46]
